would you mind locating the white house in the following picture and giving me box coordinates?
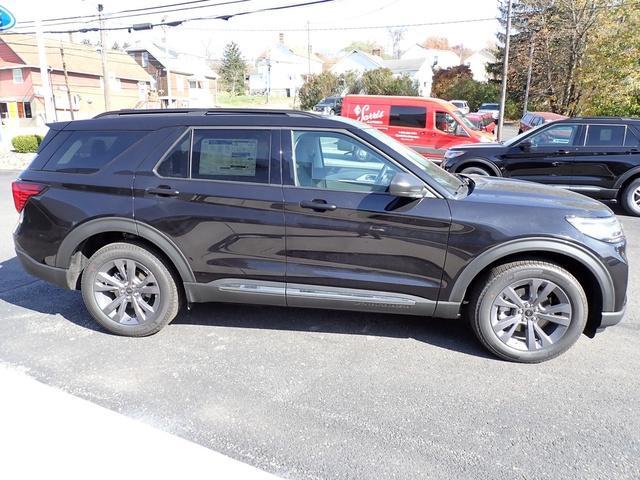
[330,50,385,75]
[465,49,496,82]
[401,45,461,70]
[248,34,323,97]
[382,58,434,97]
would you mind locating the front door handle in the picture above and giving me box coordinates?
[557,149,571,155]
[300,200,337,212]
[551,161,568,167]
[145,186,180,197]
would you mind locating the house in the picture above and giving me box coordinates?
[401,45,461,71]
[330,49,384,76]
[126,42,217,108]
[381,58,434,97]
[465,49,496,82]
[248,33,323,97]
[0,34,152,128]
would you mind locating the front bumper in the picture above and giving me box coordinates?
[599,302,627,332]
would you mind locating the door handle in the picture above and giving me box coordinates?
[557,149,571,155]
[551,161,568,167]
[300,200,337,212]
[145,186,180,197]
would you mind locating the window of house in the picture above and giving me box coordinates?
[141,51,149,67]
[12,68,23,84]
[156,132,191,178]
[389,106,426,129]
[43,131,144,173]
[191,129,270,183]
[585,125,626,147]
[189,80,203,89]
[291,130,400,193]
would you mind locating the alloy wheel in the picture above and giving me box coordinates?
[489,278,572,352]
[93,259,160,325]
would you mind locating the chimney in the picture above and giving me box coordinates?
[372,48,381,57]
[279,32,284,44]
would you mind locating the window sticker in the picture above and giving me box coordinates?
[199,138,258,176]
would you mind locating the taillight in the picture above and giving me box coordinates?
[11,180,46,213]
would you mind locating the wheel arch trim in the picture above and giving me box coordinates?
[613,166,640,190]
[446,238,616,311]
[455,158,502,176]
[55,217,196,283]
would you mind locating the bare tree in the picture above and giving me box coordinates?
[388,28,407,59]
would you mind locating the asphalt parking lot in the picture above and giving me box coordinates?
[0,169,638,479]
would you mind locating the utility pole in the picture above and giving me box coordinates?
[98,4,111,111]
[266,58,272,104]
[306,20,311,77]
[523,38,535,115]
[35,18,55,123]
[60,44,75,120]
[497,0,512,141]
[162,20,173,108]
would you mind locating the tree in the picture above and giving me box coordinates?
[219,42,247,95]
[431,65,474,99]
[421,36,450,50]
[299,72,343,110]
[341,40,386,56]
[357,68,418,96]
[388,28,406,59]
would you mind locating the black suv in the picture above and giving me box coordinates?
[442,117,640,215]
[12,109,628,363]
[313,96,342,115]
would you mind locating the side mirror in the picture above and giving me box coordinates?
[389,172,427,199]
[519,140,533,151]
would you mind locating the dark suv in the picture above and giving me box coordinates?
[12,109,628,363]
[442,117,640,216]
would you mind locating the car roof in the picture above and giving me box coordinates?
[344,95,457,111]
[49,108,356,131]
[528,112,567,120]
[554,116,640,125]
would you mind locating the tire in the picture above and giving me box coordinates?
[468,260,588,363]
[460,165,492,176]
[518,129,523,135]
[329,108,336,116]
[81,242,180,336]
[620,178,640,217]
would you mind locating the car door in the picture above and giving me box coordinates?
[569,124,640,196]
[134,126,287,304]
[500,123,583,184]
[431,110,473,155]
[387,105,431,156]
[281,128,451,315]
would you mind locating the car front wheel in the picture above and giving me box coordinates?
[620,178,640,216]
[469,260,587,363]
[460,165,492,176]
[81,242,180,336]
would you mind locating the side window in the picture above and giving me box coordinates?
[156,131,190,178]
[435,111,466,136]
[529,124,579,147]
[191,129,270,183]
[625,128,640,147]
[390,106,426,129]
[585,125,626,147]
[522,113,532,124]
[291,131,401,193]
[44,131,144,173]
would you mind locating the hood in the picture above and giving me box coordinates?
[465,175,613,217]
[451,141,502,150]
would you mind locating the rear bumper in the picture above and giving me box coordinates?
[15,247,72,290]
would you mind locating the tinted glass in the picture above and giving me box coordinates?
[585,125,626,147]
[481,103,499,110]
[529,124,579,147]
[44,131,143,173]
[522,113,532,123]
[191,129,270,183]
[435,112,467,136]
[625,128,640,147]
[390,106,426,129]
[156,132,190,178]
[291,130,401,193]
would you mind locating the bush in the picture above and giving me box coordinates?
[11,134,43,153]
[298,72,342,110]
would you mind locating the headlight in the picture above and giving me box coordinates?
[566,215,624,243]
[444,150,465,159]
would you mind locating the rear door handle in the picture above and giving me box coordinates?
[557,149,571,155]
[551,161,568,167]
[145,186,180,197]
[300,200,337,212]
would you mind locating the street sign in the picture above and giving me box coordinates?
[0,5,16,31]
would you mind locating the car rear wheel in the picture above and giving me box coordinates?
[81,242,180,336]
[620,178,640,216]
[468,260,587,363]
[460,165,492,176]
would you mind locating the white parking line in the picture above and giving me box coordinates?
[0,364,282,480]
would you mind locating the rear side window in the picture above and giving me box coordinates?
[44,131,143,173]
[191,129,270,183]
[390,106,426,129]
[585,125,625,147]
[625,129,640,147]
[156,132,190,178]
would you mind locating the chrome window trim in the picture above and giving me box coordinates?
[582,123,627,147]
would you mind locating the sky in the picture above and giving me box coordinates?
[3,0,501,60]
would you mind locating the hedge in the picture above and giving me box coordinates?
[11,134,43,153]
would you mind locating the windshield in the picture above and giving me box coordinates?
[451,101,464,108]
[458,114,478,131]
[480,103,499,110]
[502,121,548,146]
[364,127,464,194]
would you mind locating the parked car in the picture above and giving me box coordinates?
[12,108,627,363]
[449,100,470,115]
[441,116,640,215]
[341,95,494,162]
[478,103,500,120]
[313,96,342,115]
[519,111,567,134]
[465,112,496,135]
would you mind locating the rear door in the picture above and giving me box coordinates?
[281,128,451,314]
[134,126,286,301]
[501,123,583,184]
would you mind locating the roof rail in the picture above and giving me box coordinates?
[94,108,322,119]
